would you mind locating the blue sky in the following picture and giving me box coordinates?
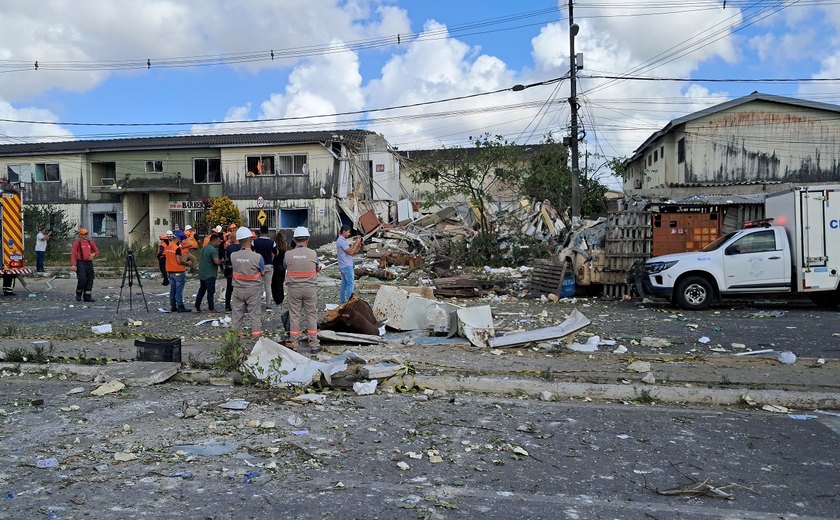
[2,0,840,188]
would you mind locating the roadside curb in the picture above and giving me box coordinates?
[3,361,839,409]
[407,375,840,409]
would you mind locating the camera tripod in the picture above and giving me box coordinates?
[116,250,149,313]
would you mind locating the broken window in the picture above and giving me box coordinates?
[92,212,118,237]
[6,164,25,183]
[247,156,275,176]
[34,163,60,182]
[91,162,116,186]
[194,158,221,184]
[145,160,164,173]
[277,154,308,175]
[279,208,308,229]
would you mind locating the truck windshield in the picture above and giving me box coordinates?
[700,231,739,252]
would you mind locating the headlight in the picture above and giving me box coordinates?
[645,260,678,274]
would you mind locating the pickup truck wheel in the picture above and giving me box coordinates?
[809,291,840,308]
[675,276,713,310]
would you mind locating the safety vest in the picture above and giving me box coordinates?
[284,246,318,286]
[231,249,263,288]
[163,241,186,273]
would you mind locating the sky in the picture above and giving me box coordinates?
[2,0,840,190]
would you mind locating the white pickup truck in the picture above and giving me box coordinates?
[636,185,840,310]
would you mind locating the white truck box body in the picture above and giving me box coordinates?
[764,185,840,293]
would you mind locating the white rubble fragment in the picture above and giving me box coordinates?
[90,380,124,396]
[641,373,656,384]
[353,380,378,396]
[627,361,651,373]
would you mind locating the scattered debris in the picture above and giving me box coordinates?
[761,404,790,413]
[35,457,58,469]
[788,414,817,420]
[353,380,378,396]
[218,399,250,410]
[641,373,656,384]
[90,324,112,334]
[776,351,797,365]
[489,308,590,348]
[114,452,137,462]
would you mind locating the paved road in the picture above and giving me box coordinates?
[1,378,838,519]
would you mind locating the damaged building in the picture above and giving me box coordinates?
[0,130,401,247]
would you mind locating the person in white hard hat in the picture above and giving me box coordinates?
[283,226,322,354]
[230,226,265,339]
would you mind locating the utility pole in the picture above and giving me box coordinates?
[568,0,581,223]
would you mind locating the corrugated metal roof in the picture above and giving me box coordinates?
[0,130,373,157]
[667,179,784,188]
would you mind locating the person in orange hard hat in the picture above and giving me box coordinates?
[70,228,99,302]
[180,225,199,272]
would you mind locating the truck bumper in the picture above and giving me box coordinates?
[641,276,673,299]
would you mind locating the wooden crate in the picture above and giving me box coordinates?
[530,259,568,297]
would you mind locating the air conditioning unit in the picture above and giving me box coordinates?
[100,178,115,186]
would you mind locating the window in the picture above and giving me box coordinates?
[729,230,776,254]
[145,160,163,173]
[247,156,274,176]
[34,163,60,182]
[647,155,652,167]
[6,164,24,183]
[277,154,308,175]
[194,158,221,184]
[91,162,116,186]
[677,137,685,164]
[660,146,664,158]
[92,212,118,237]
[279,208,308,228]
[247,208,278,229]
[653,150,658,162]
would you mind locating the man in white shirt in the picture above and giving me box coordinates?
[35,226,52,272]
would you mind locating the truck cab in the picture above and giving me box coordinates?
[639,222,792,310]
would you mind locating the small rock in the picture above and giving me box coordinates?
[114,452,137,462]
[627,361,651,373]
[67,387,85,395]
[397,461,410,471]
[184,407,199,418]
[246,419,261,428]
[640,337,670,348]
[641,373,656,384]
[260,420,276,429]
[613,345,628,354]
[539,391,553,402]
[90,380,125,396]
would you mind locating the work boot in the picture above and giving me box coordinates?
[75,291,83,302]
[161,279,169,286]
[83,292,96,302]
[176,306,192,313]
[2,290,15,297]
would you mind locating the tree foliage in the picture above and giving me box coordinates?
[23,204,73,240]
[204,196,241,230]
[518,135,609,217]
[409,133,524,233]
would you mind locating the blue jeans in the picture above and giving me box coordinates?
[36,251,45,272]
[339,265,355,303]
[168,272,186,309]
[195,277,216,311]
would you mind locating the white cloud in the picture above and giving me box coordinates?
[0,101,73,141]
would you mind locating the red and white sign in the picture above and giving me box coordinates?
[256,196,265,209]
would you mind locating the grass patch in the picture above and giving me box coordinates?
[2,347,30,362]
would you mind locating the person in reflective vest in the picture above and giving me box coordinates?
[230,226,265,339]
[284,226,322,354]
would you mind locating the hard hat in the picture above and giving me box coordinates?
[79,228,89,235]
[184,225,193,231]
[174,230,186,240]
[235,226,253,241]
[166,230,174,238]
[214,225,223,233]
[293,226,310,239]
[158,232,167,240]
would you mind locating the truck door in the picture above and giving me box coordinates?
[722,229,790,292]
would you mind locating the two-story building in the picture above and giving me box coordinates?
[622,92,840,255]
[0,130,400,247]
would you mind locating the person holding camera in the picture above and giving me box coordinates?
[336,225,362,304]
[35,226,53,272]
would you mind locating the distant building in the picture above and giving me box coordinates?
[0,130,401,247]
[624,92,840,198]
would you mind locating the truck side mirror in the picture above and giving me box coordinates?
[725,244,741,255]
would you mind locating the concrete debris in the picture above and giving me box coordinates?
[539,391,554,401]
[627,361,652,373]
[90,324,112,334]
[641,337,671,348]
[292,394,327,405]
[114,452,137,462]
[641,373,656,384]
[761,404,790,413]
[183,407,199,418]
[218,399,250,410]
[90,380,125,396]
[243,337,349,388]
[102,362,180,387]
[488,308,590,349]
[352,380,378,395]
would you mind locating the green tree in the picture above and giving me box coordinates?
[518,135,609,217]
[23,204,73,240]
[204,196,241,230]
[409,133,524,233]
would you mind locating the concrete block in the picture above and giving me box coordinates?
[101,362,180,387]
